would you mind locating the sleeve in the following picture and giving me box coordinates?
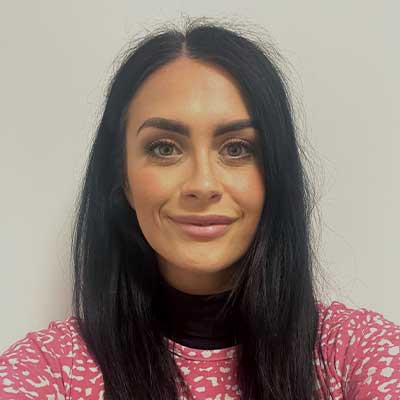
[339,305,400,399]
[0,321,73,399]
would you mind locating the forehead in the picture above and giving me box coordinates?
[126,57,251,128]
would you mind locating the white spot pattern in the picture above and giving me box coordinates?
[0,301,399,399]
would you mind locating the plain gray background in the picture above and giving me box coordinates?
[1,1,399,352]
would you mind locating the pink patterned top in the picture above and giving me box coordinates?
[1,301,399,399]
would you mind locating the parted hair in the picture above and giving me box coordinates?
[71,16,324,399]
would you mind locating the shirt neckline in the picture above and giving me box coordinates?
[155,277,239,349]
[166,337,239,361]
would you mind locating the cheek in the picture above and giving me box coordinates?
[229,169,265,213]
[128,168,174,209]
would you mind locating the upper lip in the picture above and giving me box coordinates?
[169,214,237,225]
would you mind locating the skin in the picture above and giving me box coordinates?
[123,56,265,295]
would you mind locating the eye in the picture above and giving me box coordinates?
[144,139,181,159]
[143,138,254,161]
[221,139,254,159]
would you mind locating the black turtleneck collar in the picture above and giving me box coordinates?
[155,276,239,349]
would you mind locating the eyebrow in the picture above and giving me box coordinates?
[136,117,257,137]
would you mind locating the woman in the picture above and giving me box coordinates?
[1,19,399,400]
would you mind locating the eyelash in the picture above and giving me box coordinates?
[143,138,255,161]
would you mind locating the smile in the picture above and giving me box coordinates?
[169,219,232,240]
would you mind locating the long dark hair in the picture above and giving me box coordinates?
[71,16,322,399]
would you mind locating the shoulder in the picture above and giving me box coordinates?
[1,315,86,363]
[316,300,400,350]
[0,316,104,399]
[314,300,400,398]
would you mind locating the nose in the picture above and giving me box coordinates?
[181,151,223,202]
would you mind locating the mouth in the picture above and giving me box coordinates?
[168,218,232,240]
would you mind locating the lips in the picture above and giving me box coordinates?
[168,214,237,226]
[169,220,232,239]
[167,214,237,240]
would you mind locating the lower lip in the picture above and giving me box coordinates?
[169,219,231,239]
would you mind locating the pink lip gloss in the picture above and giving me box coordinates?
[170,220,231,239]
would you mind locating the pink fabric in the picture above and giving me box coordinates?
[1,301,399,399]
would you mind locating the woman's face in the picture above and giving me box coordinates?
[124,56,265,295]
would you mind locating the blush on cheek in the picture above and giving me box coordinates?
[131,169,175,200]
[231,172,264,199]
